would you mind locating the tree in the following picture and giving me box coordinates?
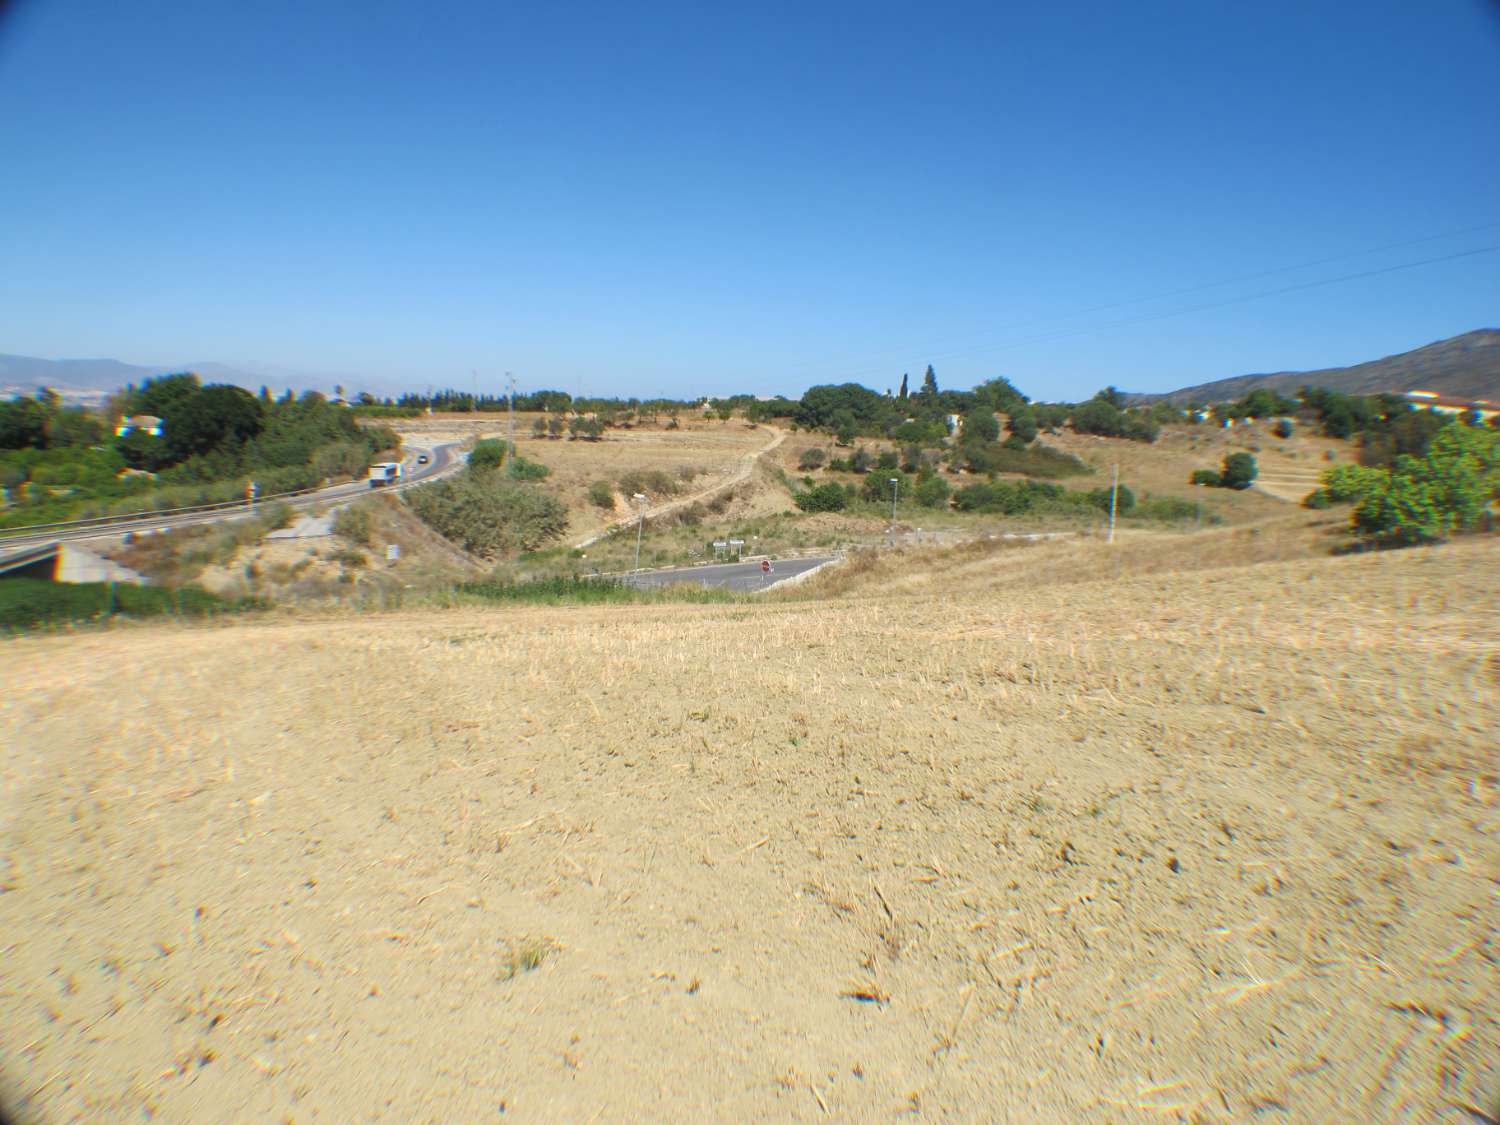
[961,409,1000,444]
[1220,452,1258,490]
[1094,386,1128,410]
[861,468,908,503]
[163,385,265,462]
[0,397,48,449]
[898,373,909,400]
[1006,406,1038,444]
[798,447,827,471]
[134,372,201,419]
[919,365,939,398]
[831,410,859,446]
[1071,398,1125,437]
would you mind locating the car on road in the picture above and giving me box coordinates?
[416,453,430,465]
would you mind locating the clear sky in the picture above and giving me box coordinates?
[2,0,1497,402]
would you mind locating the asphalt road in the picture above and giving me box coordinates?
[618,555,838,593]
[0,442,465,551]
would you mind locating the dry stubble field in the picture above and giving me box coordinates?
[2,534,1497,1122]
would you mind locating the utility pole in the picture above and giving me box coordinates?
[506,371,516,476]
[889,477,900,527]
[1107,463,1119,544]
[633,493,647,570]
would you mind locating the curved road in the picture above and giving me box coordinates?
[0,442,466,551]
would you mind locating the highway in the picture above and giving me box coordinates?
[0,441,466,550]
[618,555,838,593]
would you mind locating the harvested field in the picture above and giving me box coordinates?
[2,535,1496,1122]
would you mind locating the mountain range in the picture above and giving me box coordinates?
[1136,329,1500,405]
[0,355,329,404]
[6,328,1500,408]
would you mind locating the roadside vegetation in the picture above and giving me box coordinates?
[1,375,398,528]
[1305,422,1498,545]
[0,576,249,632]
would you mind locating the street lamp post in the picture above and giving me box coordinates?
[889,477,899,526]
[633,493,647,570]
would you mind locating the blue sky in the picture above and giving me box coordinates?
[2,0,1497,401]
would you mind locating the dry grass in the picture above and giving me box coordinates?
[1,529,1495,1121]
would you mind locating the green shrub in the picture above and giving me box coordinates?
[797,447,827,471]
[508,455,550,481]
[850,447,874,474]
[794,482,850,512]
[913,474,950,509]
[333,503,373,545]
[860,469,909,503]
[469,439,509,472]
[1132,496,1209,522]
[1320,463,1385,502]
[1191,469,1221,487]
[0,578,234,632]
[1220,452,1258,490]
[1349,424,1498,545]
[1273,419,1294,438]
[587,480,616,508]
[405,475,570,557]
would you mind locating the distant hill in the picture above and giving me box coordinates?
[0,354,302,404]
[1137,330,1500,405]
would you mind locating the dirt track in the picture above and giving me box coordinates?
[2,538,1496,1122]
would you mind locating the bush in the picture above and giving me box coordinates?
[797,447,827,471]
[1191,469,1221,487]
[860,469,909,503]
[874,450,899,471]
[913,474,951,509]
[1320,463,1386,502]
[468,439,509,472]
[618,469,681,498]
[1349,424,1498,545]
[1221,452,1258,490]
[405,475,570,557]
[794,482,850,512]
[508,455,550,481]
[850,447,874,474]
[1273,418,1294,438]
[333,503,373,545]
[1133,496,1211,522]
[1087,483,1135,513]
[587,480,616,509]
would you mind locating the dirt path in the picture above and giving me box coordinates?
[574,426,786,548]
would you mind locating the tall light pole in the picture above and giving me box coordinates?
[889,477,900,527]
[633,493,647,570]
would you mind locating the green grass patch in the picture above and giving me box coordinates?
[0,578,249,632]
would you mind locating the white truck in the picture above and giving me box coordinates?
[367,462,403,488]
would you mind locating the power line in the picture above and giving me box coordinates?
[786,219,1500,379]
[834,242,1500,381]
